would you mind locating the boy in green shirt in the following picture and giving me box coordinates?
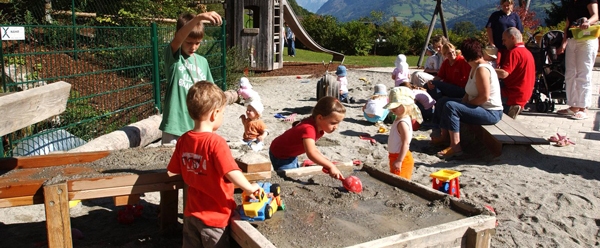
[160,11,223,145]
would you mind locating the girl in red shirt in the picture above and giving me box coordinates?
[269,96,346,179]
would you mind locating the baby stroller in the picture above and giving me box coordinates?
[526,30,567,113]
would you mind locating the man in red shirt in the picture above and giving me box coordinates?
[496,27,536,119]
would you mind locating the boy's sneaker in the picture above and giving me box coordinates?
[507,105,522,119]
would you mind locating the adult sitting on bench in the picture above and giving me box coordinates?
[495,27,536,119]
[432,38,504,159]
[426,43,472,100]
[411,35,448,87]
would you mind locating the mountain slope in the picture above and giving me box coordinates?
[295,0,328,13]
[313,0,554,27]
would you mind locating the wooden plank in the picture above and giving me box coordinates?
[237,162,271,173]
[243,171,272,182]
[160,190,179,231]
[113,194,140,206]
[1,166,96,198]
[500,116,549,144]
[493,119,531,144]
[283,162,356,178]
[464,123,503,157]
[0,81,71,136]
[236,161,271,173]
[230,220,276,248]
[480,123,515,144]
[68,173,182,191]
[43,183,73,248]
[69,181,183,200]
[465,226,495,248]
[347,215,496,248]
[0,151,111,170]
[0,194,44,208]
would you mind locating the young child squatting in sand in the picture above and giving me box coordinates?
[362,84,390,124]
[384,86,423,180]
[167,81,260,247]
[240,99,268,151]
[269,96,346,179]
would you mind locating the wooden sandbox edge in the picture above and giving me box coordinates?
[346,215,496,248]
[231,219,276,248]
[362,165,490,216]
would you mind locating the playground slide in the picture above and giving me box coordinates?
[282,1,345,63]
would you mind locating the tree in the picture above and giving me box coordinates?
[452,21,477,36]
[411,20,428,30]
[514,7,541,30]
[544,0,568,27]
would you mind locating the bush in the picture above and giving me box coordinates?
[337,21,376,56]
[224,46,250,90]
[300,15,340,51]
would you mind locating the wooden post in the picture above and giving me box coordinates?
[465,226,495,248]
[160,190,179,231]
[43,183,73,248]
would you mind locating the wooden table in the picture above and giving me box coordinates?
[0,150,271,248]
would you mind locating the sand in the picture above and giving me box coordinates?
[1,69,599,247]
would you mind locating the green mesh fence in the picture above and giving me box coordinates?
[0,1,227,157]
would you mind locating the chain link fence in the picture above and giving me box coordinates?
[1,1,227,157]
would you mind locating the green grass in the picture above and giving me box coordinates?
[285,48,420,67]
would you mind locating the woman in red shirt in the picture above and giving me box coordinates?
[426,43,472,100]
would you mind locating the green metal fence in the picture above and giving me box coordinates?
[0,22,227,157]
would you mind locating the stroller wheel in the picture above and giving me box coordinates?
[548,101,555,112]
[536,100,549,113]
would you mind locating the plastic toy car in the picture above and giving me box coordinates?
[238,182,285,221]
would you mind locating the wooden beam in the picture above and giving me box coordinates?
[113,194,140,206]
[347,215,496,248]
[230,220,276,248]
[43,183,73,248]
[283,162,356,178]
[160,190,179,231]
[0,166,96,198]
[68,173,182,192]
[0,151,110,170]
[0,81,71,136]
[362,165,482,216]
[235,153,272,173]
[0,194,44,208]
[69,182,183,200]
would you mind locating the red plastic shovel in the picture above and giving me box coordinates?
[322,167,363,193]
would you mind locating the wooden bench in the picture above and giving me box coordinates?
[465,114,549,157]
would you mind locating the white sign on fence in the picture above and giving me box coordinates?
[1,26,25,41]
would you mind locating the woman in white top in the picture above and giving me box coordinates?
[433,38,504,159]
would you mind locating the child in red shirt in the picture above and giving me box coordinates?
[269,96,346,179]
[167,81,260,248]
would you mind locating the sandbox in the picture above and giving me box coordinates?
[0,148,495,247]
[231,165,496,248]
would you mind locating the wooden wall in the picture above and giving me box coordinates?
[225,0,282,71]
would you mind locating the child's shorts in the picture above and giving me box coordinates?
[388,151,414,180]
[269,150,299,170]
[182,216,230,247]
